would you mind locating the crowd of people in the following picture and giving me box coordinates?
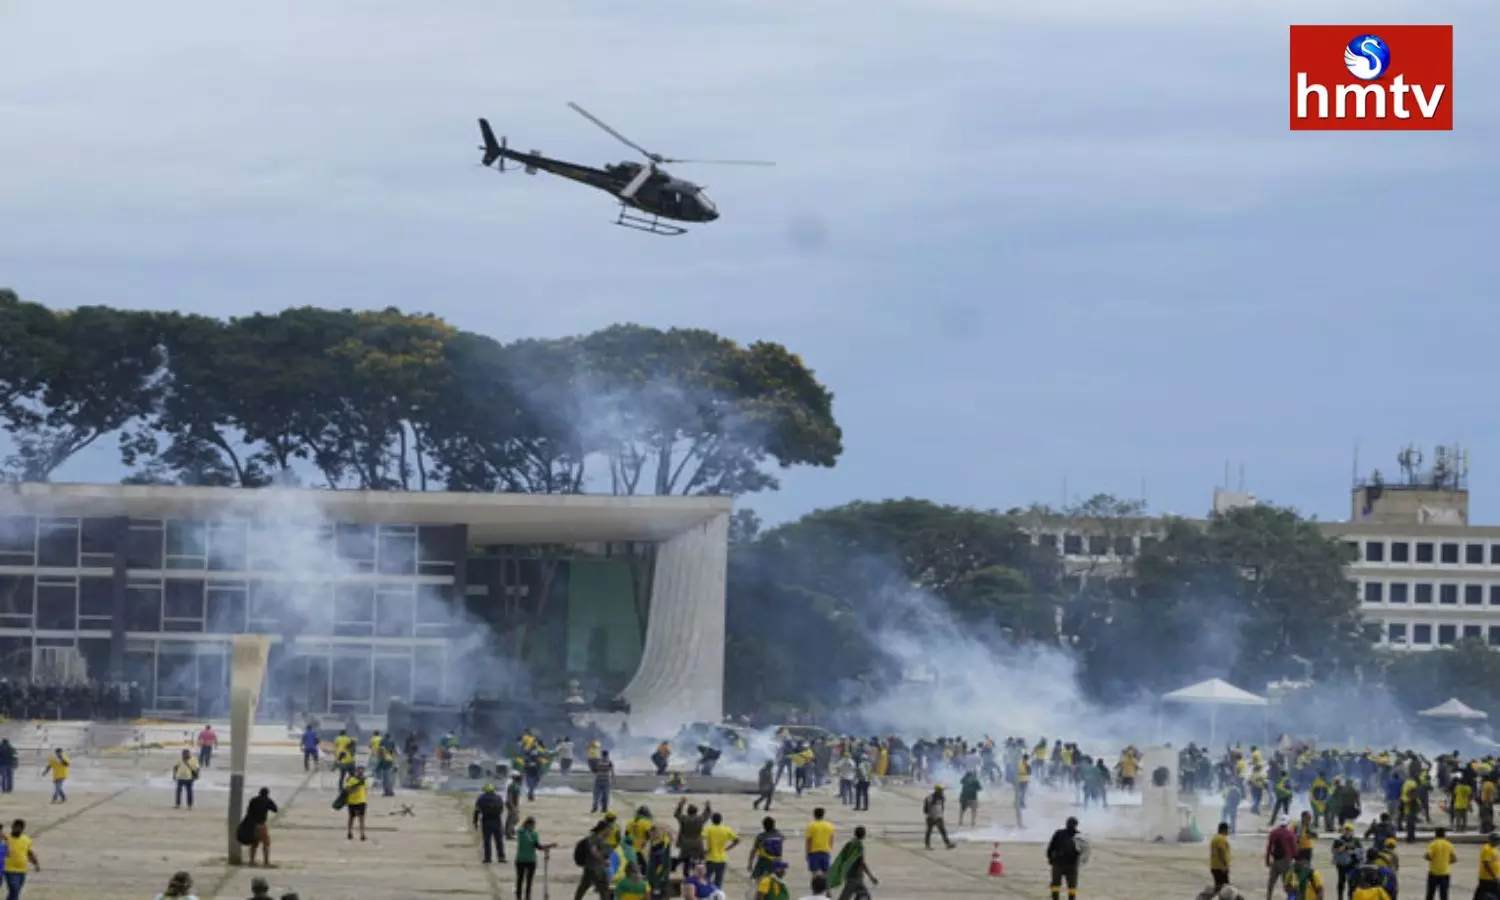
[0,679,143,721]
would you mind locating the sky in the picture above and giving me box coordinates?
[1,0,1496,527]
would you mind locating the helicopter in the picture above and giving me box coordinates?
[477,102,774,235]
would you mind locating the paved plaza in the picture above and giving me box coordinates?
[0,746,1488,899]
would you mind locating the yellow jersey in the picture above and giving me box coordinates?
[45,756,68,780]
[334,735,353,755]
[756,875,790,900]
[3,835,30,874]
[626,817,653,851]
[1426,838,1456,877]
[1454,784,1473,811]
[1352,887,1389,900]
[1210,834,1231,871]
[1479,843,1499,882]
[704,824,738,863]
[345,776,369,806]
[1019,758,1031,783]
[806,819,835,854]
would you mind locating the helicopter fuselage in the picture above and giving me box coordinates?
[488,146,718,224]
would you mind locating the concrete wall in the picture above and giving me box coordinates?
[620,512,729,733]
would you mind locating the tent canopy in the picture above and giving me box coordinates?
[1161,678,1269,707]
[1418,698,1488,720]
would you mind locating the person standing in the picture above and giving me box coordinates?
[959,769,982,826]
[514,815,553,900]
[3,819,38,900]
[828,826,877,900]
[1211,822,1232,888]
[1475,832,1499,900]
[1046,816,1083,900]
[197,724,218,769]
[41,750,67,804]
[0,740,15,794]
[474,784,507,864]
[1424,828,1456,900]
[805,808,835,876]
[505,775,524,840]
[573,820,611,900]
[556,736,574,775]
[852,756,871,813]
[238,787,278,867]
[1332,824,1364,900]
[922,785,955,851]
[172,749,200,810]
[590,751,614,814]
[674,798,711,874]
[344,766,369,842]
[754,761,776,812]
[702,812,739,889]
[748,817,785,884]
[300,725,319,772]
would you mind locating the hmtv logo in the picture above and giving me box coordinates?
[1289,25,1453,130]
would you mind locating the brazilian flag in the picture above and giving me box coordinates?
[828,840,863,889]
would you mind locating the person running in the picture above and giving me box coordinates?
[41,750,67,804]
[754,761,776,811]
[1425,828,1456,900]
[959,769,982,826]
[3,820,38,900]
[474,784,507,864]
[344,765,369,841]
[572,820,611,900]
[1211,822,1232,888]
[806,808,835,876]
[514,815,553,900]
[1046,816,1083,900]
[703,812,739,889]
[828,826,877,900]
[1267,817,1298,900]
[172,749,200,809]
[238,787,278,867]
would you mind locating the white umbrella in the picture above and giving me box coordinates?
[1418,698,1488,721]
[1160,678,1269,747]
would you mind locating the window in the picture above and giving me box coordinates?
[375,585,415,638]
[336,524,376,569]
[124,582,162,631]
[1387,623,1408,644]
[1413,623,1432,644]
[1139,535,1159,552]
[1365,541,1385,562]
[1391,542,1410,563]
[1087,535,1108,556]
[79,518,117,566]
[1491,626,1500,647]
[1468,543,1486,564]
[163,579,205,632]
[1466,584,1484,605]
[1440,584,1458,604]
[1415,542,1435,563]
[1415,583,1434,603]
[376,525,418,577]
[1113,536,1134,557]
[1491,585,1500,606]
[1464,624,1482,640]
[1062,534,1083,555]
[1363,582,1384,604]
[0,517,35,567]
[79,576,114,626]
[206,583,248,635]
[1493,544,1500,566]
[1389,583,1409,603]
[1438,624,1457,645]
[1037,534,1058,552]
[125,525,163,570]
[35,578,77,630]
[1344,541,1359,560]
[1441,542,1460,564]
[164,520,206,569]
[37,518,80,568]
[248,581,286,632]
[334,584,376,637]
[206,521,248,572]
[0,576,33,628]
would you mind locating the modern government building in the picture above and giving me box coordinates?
[0,483,730,732]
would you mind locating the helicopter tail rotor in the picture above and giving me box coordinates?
[478,119,506,170]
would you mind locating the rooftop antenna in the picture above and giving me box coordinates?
[1238,464,1246,492]
[1397,445,1421,485]
[1352,439,1360,487]
[1223,460,1230,490]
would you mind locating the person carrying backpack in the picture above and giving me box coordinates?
[473,784,506,864]
[922,785,955,850]
[573,821,611,900]
[1046,816,1083,900]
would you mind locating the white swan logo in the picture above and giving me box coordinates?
[1344,34,1390,80]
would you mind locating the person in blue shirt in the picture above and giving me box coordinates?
[301,726,320,772]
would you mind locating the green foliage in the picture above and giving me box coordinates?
[1383,638,1500,719]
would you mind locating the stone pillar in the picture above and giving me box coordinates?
[227,635,271,865]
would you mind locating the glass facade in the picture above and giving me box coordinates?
[0,514,468,717]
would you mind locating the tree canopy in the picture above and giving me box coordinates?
[0,294,843,494]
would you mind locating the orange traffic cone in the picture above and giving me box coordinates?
[988,842,1005,876]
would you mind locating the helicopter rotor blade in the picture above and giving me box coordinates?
[659,158,776,167]
[567,102,661,162]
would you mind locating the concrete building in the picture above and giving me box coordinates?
[1020,445,1500,654]
[0,483,730,730]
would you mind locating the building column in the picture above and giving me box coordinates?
[108,516,130,680]
[619,512,728,733]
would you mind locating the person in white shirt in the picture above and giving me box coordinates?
[172,749,201,809]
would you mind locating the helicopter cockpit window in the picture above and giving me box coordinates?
[696,191,717,214]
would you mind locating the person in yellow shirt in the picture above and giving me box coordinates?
[1296,812,1319,862]
[1452,781,1473,832]
[1477,832,1500,897]
[626,807,655,856]
[756,859,790,900]
[702,812,739,890]
[1425,827,1456,900]
[805,807,835,876]
[42,749,68,804]
[4,818,39,896]
[343,765,369,842]
[1209,822,1231,887]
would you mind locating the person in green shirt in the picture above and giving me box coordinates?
[615,861,650,900]
[513,816,553,900]
[960,771,982,826]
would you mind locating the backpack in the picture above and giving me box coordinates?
[573,838,591,868]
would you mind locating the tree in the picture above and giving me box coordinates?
[1073,503,1369,702]
[1383,638,1500,719]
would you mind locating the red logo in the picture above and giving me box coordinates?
[1289,25,1452,130]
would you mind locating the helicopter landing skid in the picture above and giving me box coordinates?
[614,206,687,236]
